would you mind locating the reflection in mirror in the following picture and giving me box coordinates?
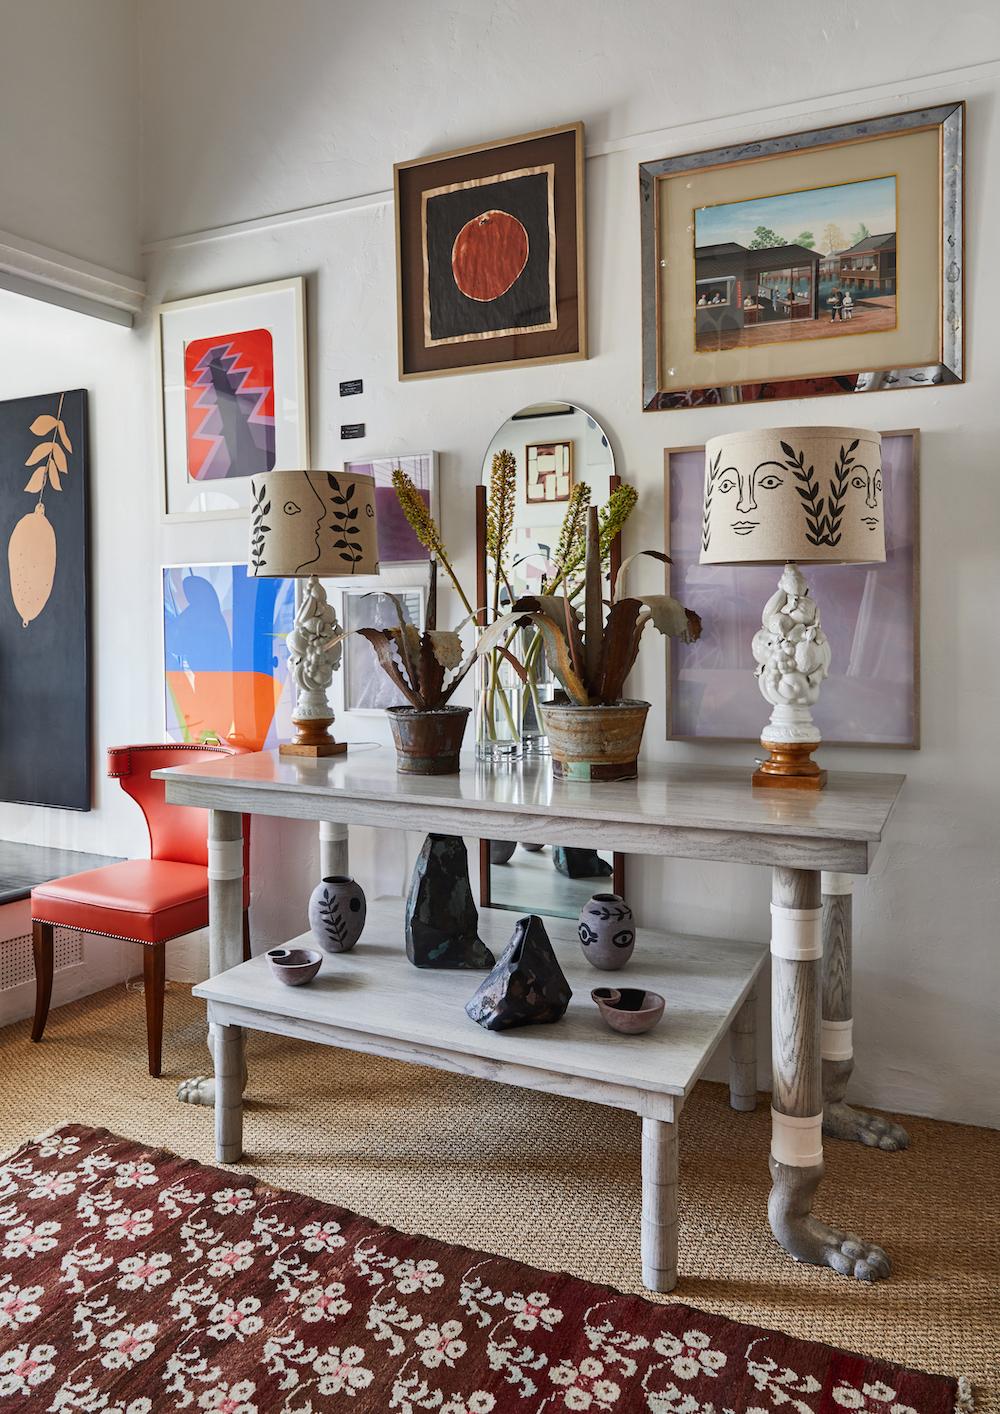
[481,401,616,606]
[479,401,623,922]
[487,840,617,922]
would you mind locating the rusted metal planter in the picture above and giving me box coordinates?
[541,700,650,782]
[387,705,470,775]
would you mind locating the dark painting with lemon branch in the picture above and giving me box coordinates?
[395,123,586,378]
[0,388,90,808]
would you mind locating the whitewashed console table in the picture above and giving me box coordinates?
[156,751,904,1291]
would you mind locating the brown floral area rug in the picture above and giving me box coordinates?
[0,1125,959,1412]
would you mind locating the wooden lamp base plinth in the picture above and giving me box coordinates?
[752,739,827,791]
[279,717,348,759]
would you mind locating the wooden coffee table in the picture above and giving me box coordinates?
[194,899,765,1293]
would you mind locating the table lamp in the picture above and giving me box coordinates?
[700,426,885,790]
[249,468,379,757]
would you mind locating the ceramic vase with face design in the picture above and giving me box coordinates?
[578,893,635,971]
[308,875,367,953]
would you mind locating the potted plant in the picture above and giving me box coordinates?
[477,506,701,781]
[336,561,476,775]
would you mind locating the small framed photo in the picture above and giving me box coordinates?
[664,431,920,747]
[339,585,427,714]
[157,277,309,520]
[395,123,586,379]
[343,452,439,574]
[525,440,573,503]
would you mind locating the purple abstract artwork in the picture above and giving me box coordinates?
[345,454,435,566]
[666,432,918,746]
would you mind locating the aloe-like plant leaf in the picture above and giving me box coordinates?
[597,597,644,704]
[425,629,463,670]
[355,627,423,707]
[475,609,588,704]
[614,549,672,602]
[639,595,703,642]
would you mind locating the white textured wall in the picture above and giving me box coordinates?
[0,0,140,276]
[2,2,999,1125]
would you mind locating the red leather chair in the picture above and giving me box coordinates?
[31,743,251,1076]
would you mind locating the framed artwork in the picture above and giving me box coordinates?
[664,431,920,747]
[343,453,438,573]
[162,563,295,750]
[525,440,573,503]
[0,389,90,809]
[158,277,309,520]
[640,102,963,409]
[339,585,426,713]
[395,122,586,378]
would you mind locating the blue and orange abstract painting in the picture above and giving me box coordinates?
[163,564,295,750]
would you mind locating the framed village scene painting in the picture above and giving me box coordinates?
[158,278,309,519]
[640,102,963,409]
[664,431,920,747]
[395,123,586,378]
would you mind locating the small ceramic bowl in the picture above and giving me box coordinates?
[267,947,323,987]
[591,986,665,1035]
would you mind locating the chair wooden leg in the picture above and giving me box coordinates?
[242,907,251,963]
[31,921,54,1043]
[143,945,166,1078]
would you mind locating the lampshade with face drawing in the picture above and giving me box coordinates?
[248,469,379,757]
[700,427,885,790]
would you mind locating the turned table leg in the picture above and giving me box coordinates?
[641,1113,679,1292]
[822,872,909,1150]
[320,819,349,879]
[213,1019,244,1162]
[768,866,891,1281]
[178,809,246,1109]
[728,983,758,1112]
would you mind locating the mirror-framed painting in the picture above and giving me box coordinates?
[640,102,963,410]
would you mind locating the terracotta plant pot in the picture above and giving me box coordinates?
[308,875,367,953]
[387,705,470,775]
[541,700,650,782]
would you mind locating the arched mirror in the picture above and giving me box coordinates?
[478,401,624,921]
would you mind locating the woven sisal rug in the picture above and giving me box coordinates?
[0,1125,961,1412]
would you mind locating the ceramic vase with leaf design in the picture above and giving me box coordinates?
[308,875,366,953]
[578,892,635,971]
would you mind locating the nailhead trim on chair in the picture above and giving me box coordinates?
[107,742,245,777]
[28,920,202,947]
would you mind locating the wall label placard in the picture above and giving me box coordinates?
[339,379,364,397]
[341,423,366,440]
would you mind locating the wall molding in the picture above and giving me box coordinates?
[141,55,1000,255]
[0,229,146,327]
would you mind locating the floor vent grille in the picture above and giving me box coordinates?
[0,930,85,992]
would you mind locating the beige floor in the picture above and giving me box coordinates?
[1,983,996,1407]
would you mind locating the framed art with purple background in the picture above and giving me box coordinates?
[664,430,919,746]
[342,453,438,584]
[158,278,309,520]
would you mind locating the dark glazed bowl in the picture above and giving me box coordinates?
[267,947,323,987]
[591,986,665,1035]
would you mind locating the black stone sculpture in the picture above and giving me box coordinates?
[490,839,517,865]
[553,846,614,879]
[465,914,572,1031]
[405,833,495,970]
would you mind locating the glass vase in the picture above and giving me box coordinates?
[475,650,523,764]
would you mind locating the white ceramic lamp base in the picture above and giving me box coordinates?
[750,563,831,790]
[281,575,347,759]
